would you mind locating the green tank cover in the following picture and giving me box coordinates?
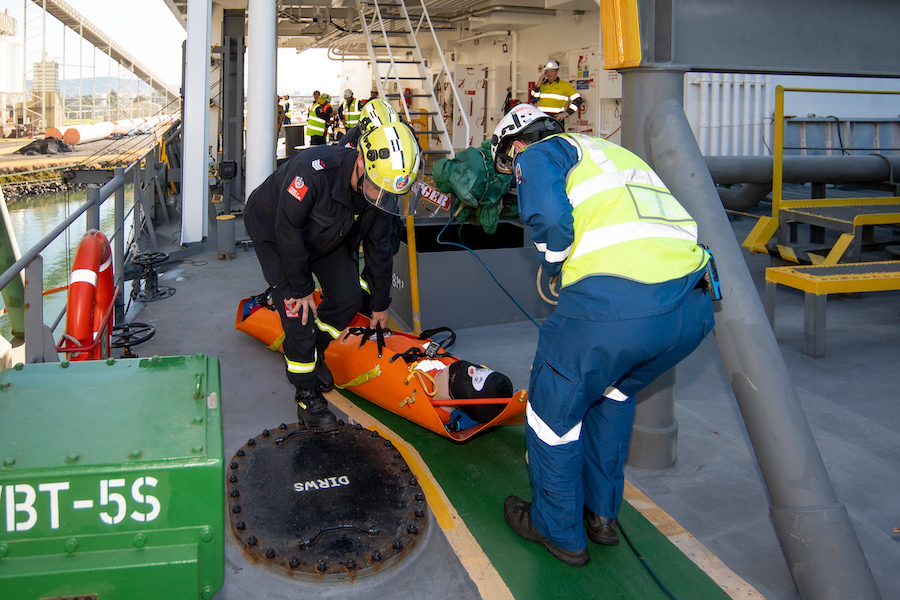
[0,355,224,600]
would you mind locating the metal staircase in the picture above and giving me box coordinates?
[355,0,469,166]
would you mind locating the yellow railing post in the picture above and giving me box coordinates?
[405,215,422,335]
[773,85,784,219]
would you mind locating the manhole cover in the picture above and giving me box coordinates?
[227,421,428,579]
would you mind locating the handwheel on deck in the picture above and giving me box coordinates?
[131,251,176,302]
[111,322,155,358]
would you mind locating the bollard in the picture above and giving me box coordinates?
[217,215,236,260]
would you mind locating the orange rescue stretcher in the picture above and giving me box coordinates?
[235,291,527,441]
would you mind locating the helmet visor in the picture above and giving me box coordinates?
[362,172,418,216]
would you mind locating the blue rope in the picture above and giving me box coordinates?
[435,219,541,329]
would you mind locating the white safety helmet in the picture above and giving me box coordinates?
[490,104,563,174]
[544,60,560,70]
[343,89,353,100]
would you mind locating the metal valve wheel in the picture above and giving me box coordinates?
[111,322,156,358]
[130,251,175,301]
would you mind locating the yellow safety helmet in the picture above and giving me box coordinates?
[359,123,422,216]
[358,98,400,132]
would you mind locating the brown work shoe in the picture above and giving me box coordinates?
[504,496,590,566]
[585,507,619,546]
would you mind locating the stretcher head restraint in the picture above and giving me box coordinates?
[491,104,563,174]
[447,361,513,423]
[358,122,423,216]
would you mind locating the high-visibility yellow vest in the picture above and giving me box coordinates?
[284,100,292,119]
[548,134,708,287]
[531,79,581,115]
[307,106,327,136]
[343,98,361,128]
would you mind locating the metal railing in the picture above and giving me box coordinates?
[0,124,180,363]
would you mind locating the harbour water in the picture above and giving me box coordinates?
[0,187,126,341]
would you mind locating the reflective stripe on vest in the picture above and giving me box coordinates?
[532,80,581,114]
[307,113,326,135]
[555,133,707,286]
[344,98,361,128]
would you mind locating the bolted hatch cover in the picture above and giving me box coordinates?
[227,421,428,579]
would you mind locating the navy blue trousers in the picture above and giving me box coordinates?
[526,286,714,551]
[255,241,362,389]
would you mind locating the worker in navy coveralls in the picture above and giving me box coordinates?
[491,104,715,566]
[245,123,422,433]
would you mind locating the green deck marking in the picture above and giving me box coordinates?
[338,390,728,600]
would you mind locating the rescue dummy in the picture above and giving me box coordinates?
[236,291,526,441]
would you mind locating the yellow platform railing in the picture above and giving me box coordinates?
[742,86,900,257]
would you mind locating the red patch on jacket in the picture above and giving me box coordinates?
[287,176,307,201]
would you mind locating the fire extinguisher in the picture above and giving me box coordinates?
[402,88,412,110]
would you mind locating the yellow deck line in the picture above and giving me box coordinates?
[326,390,514,600]
[623,481,767,600]
[327,390,764,600]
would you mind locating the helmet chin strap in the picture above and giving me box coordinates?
[354,159,365,195]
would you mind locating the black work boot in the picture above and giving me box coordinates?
[315,358,334,393]
[295,387,339,433]
[504,496,589,566]
[585,507,619,546]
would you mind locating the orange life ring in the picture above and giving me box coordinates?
[63,231,114,360]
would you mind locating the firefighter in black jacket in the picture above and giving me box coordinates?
[245,123,422,432]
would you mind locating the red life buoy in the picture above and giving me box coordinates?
[63,231,114,360]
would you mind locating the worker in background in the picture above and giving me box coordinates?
[339,89,362,132]
[491,104,715,566]
[283,94,293,124]
[307,91,321,120]
[275,95,286,138]
[244,123,423,433]
[363,88,379,106]
[307,93,333,146]
[529,61,583,124]
[339,98,401,149]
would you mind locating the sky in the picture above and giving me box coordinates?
[1,0,342,93]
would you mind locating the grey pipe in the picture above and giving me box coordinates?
[716,183,772,211]
[620,67,880,600]
[705,154,900,185]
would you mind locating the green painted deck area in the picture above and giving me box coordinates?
[338,390,728,600]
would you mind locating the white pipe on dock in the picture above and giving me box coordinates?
[62,122,114,145]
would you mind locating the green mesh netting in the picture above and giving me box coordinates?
[432,140,515,234]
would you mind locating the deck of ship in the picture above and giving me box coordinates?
[122,195,899,600]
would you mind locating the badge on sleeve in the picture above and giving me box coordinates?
[515,162,524,184]
[287,176,308,201]
[312,159,325,171]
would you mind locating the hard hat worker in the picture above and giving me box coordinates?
[282,94,293,124]
[530,60,583,123]
[491,104,715,565]
[244,123,423,432]
[307,93,333,146]
[338,89,362,131]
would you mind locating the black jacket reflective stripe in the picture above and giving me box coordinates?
[244,145,395,312]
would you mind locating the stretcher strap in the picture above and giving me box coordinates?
[405,364,437,397]
[268,333,285,351]
[335,365,383,389]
